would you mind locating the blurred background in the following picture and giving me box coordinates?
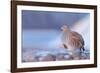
[22,10,90,62]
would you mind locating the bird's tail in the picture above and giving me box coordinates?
[81,46,85,51]
[80,46,85,53]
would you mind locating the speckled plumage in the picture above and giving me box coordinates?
[61,25,85,59]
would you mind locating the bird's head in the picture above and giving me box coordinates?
[61,25,70,32]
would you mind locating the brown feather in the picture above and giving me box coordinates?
[61,25,84,50]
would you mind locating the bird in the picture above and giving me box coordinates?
[61,25,85,60]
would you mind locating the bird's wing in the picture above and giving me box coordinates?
[68,31,84,48]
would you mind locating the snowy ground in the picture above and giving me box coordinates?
[22,30,90,62]
[22,48,90,62]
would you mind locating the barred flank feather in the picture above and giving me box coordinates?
[67,31,84,50]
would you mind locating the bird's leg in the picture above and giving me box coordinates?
[60,43,67,48]
[82,47,85,51]
[63,44,68,48]
[80,47,85,54]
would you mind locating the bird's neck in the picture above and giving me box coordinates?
[63,29,70,34]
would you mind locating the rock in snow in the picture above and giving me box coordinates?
[56,54,72,61]
[22,52,39,62]
[38,54,55,61]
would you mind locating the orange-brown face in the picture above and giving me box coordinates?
[61,25,69,32]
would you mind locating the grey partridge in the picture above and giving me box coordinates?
[61,25,85,60]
